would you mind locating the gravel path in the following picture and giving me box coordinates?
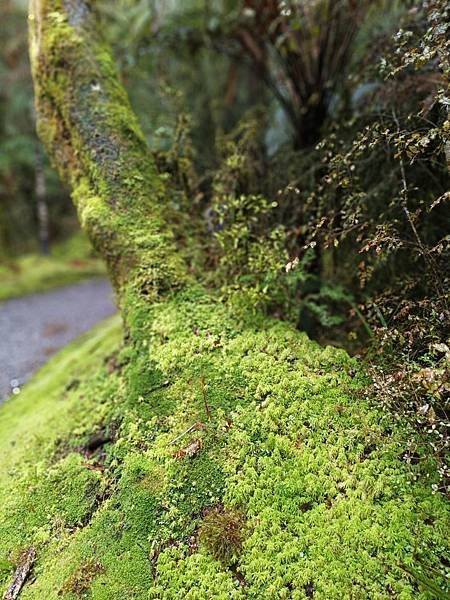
[0,278,117,401]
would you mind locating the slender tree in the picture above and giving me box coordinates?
[29,0,187,307]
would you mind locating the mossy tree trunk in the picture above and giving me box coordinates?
[23,3,450,598]
[29,0,187,307]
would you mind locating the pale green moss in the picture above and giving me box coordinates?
[0,293,447,599]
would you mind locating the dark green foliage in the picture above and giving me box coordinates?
[0,1,75,257]
[97,0,266,172]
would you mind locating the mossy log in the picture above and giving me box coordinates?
[0,0,443,597]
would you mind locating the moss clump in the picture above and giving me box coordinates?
[199,507,246,565]
[60,559,105,597]
[0,292,448,599]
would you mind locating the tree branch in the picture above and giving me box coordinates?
[29,0,188,299]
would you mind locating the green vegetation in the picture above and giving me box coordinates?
[0,293,448,598]
[198,507,246,565]
[0,1,75,258]
[0,233,105,301]
[0,0,447,598]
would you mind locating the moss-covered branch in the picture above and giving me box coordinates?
[29,0,187,297]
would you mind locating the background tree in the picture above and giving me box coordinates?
[0,0,76,257]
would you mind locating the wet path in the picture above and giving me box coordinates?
[0,278,117,401]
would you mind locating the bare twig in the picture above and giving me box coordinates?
[391,109,446,303]
[169,422,202,446]
[3,548,36,600]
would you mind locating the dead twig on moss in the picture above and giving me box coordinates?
[169,422,204,446]
[3,547,36,600]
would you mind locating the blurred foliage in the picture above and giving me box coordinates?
[0,0,75,257]
[0,232,105,301]
[97,0,268,171]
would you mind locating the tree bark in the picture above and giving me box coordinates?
[35,141,50,255]
[29,0,188,301]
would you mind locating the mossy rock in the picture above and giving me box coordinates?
[0,291,448,599]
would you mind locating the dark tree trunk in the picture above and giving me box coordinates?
[34,142,50,256]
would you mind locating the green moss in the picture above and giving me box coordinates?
[23,3,449,598]
[0,233,106,301]
[0,293,447,599]
[31,0,189,299]
[199,507,246,564]
[60,559,105,597]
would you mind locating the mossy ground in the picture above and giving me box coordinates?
[0,233,106,301]
[0,289,448,599]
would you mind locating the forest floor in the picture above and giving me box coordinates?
[0,288,447,598]
[0,278,117,401]
[0,233,106,302]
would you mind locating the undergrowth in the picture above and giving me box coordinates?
[0,290,448,598]
[155,1,450,493]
